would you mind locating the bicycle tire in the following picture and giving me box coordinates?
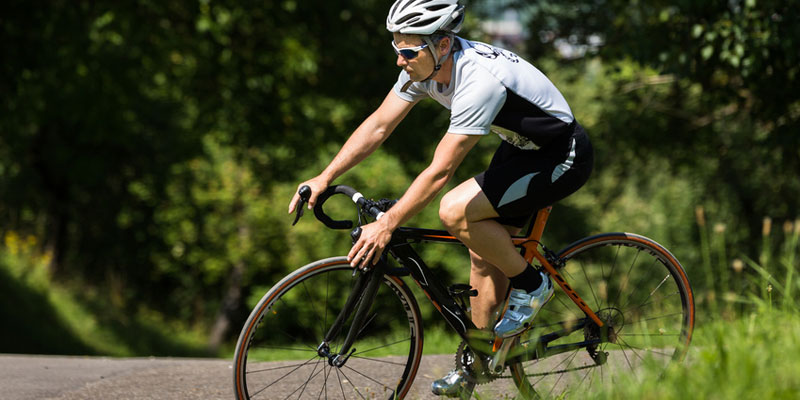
[233,257,424,400]
[510,233,695,399]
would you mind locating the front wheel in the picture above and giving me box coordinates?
[233,257,424,400]
[510,233,695,398]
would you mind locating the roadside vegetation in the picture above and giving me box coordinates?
[1,3,798,398]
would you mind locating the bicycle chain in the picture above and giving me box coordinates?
[455,309,621,384]
[454,341,508,384]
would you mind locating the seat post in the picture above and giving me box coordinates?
[526,206,552,243]
[516,207,552,265]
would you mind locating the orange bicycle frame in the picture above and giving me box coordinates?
[512,207,605,328]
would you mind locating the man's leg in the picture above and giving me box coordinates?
[439,178,528,277]
[440,177,552,339]
[468,248,511,329]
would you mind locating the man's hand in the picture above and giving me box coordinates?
[288,177,329,215]
[348,219,394,269]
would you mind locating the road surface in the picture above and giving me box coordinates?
[0,354,521,399]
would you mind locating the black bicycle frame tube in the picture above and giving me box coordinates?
[388,233,477,339]
[390,227,595,362]
[321,261,387,365]
[322,267,369,345]
[319,226,588,365]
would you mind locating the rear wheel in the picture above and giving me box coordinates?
[233,257,424,399]
[510,233,695,398]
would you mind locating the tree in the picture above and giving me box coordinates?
[513,0,800,246]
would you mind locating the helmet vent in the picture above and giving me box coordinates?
[395,13,422,25]
[411,17,438,28]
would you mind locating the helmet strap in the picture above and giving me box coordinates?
[420,34,454,83]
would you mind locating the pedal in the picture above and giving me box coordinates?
[448,284,478,297]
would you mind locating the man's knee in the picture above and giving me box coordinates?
[438,191,464,229]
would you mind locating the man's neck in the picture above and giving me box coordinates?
[432,56,454,86]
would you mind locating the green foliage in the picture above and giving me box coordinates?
[0,236,207,356]
[516,0,800,245]
[1,0,799,356]
[586,311,800,399]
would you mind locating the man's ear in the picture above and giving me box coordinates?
[439,37,451,55]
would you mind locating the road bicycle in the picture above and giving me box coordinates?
[233,184,695,399]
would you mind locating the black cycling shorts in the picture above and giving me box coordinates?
[474,122,594,228]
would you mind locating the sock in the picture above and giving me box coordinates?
[509,264,544,292]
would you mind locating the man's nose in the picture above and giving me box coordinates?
[396,54,407,67]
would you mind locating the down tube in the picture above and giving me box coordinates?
[390,243,476,337]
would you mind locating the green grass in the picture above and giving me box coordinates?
[577,215,800,399]
[0,242,209,357]
[584,309,800,399]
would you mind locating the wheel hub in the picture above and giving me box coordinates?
[584,308,623,363]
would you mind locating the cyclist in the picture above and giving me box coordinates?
[288,0,593,396]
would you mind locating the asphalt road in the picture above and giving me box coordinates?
[0,354,521,399]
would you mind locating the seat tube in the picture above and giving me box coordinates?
[518,207,552,259]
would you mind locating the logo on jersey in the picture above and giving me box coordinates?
[470,42,520,63]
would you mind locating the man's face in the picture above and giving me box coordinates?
[392,33,435,82]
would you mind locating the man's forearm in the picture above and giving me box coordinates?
[380,166,451,231]
[320,117,389,185]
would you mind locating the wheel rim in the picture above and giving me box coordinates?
[511,236,694,398]
[235,260,423,399]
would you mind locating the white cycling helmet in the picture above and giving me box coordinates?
[387,0,465,85]
[386,0,465,35]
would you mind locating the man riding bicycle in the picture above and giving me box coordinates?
[288,0,593,396]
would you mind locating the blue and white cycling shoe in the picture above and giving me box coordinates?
[494,271,554,338]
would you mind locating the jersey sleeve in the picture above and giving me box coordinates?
[392,70,429,103]
[448,67,507,135]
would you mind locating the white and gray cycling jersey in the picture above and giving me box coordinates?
[393,37,575,150]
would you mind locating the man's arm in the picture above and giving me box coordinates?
[288,91,416,213]
[348,132,482,268]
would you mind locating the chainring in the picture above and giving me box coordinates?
[455,340,505,385]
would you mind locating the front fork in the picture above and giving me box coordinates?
[317,259,387,367]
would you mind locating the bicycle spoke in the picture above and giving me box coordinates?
[316,364,332,400]
[301,280,327,345]
[256,345,318,353]
[324,266,331,345]
[511,236,693,398]
[604,244,622,307]
[608,342,675,358]
[335,368,347,399]
[285,358,324,400]
[351,355,409,367]
[336,367,368,400]
[547,348,581,398]
[617,338,638,376]
[580,260,600,310]
[619,267,669,311]
[620,332,681,337]
[611,250,640,308]
[344,364,394,393]
[235,261,422,400]
[355,311,378,339]
[626,311,685,325]
[353,337,412,356]
[627,290,681,313]
[248,355,318,398]
[247,358,326,375]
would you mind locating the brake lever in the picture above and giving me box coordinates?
[292,185,312,226]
